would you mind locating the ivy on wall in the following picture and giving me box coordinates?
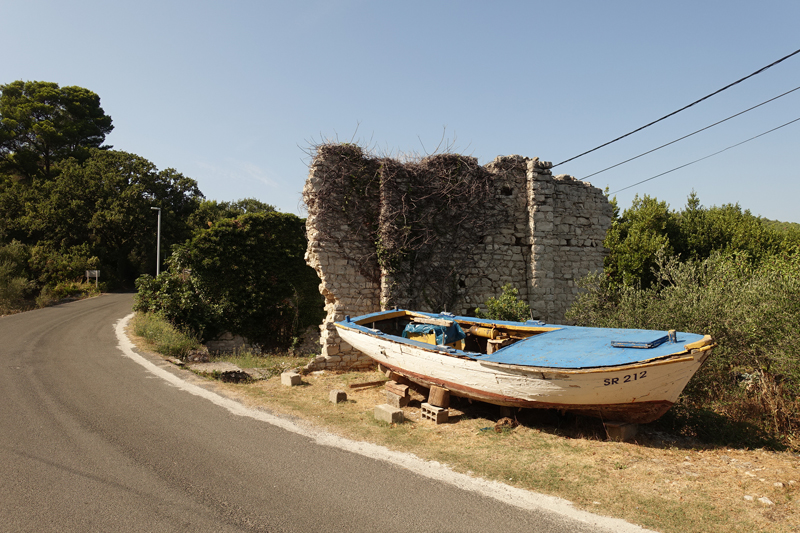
[304,144,516,312]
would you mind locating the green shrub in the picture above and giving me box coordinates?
[475,284,531,322]
[134,212,324,349]
[0,240,35,313]
[35,281,101,308]
[134,247,222,341]
[567,250,800,448]
[604,192,791,289]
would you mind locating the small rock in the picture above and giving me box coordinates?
[774,482,785,488]
[281,371,302,386]
[329,389,347,404]
[185,348,210,362]
[744,495,754,501]
[758,497,774,506]
[789,480,797,485]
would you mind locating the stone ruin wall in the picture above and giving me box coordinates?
[303,146,613,371]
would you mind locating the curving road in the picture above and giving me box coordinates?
[0,294,648,532]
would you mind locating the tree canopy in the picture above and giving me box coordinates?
[0,78,323,351]
[0,80,113,180]
[187,198,275,233]
[603,191,797,288]
[0,148,204,286]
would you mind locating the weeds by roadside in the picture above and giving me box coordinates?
[131,311,201,359]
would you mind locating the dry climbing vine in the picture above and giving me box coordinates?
[304,143,517,312]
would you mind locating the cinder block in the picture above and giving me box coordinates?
[374,404,404,424]
[329,389,347,403]
[420,402,448,424]
[604,421,638,442]
[384,390,409,408]
[281,372,302,386]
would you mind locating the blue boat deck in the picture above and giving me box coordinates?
[340,310,705,370]
[480,326,705,369]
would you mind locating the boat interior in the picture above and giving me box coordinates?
[353,310,560,356]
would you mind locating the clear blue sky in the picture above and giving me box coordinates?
[4,1,799,222]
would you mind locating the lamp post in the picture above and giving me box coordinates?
[150,207,161,276]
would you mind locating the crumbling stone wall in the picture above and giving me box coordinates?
[528,167,614,320]
[303,144,612,370]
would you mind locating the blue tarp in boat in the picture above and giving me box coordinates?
[402,322,467,346]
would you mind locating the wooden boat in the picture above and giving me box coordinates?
[335,309,715,424]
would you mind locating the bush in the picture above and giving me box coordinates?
[27,243,98,286]
[0,240,35,313]
[567,250,800,448]
[134,248,222,341]
[35,281,101,308]
[135,212,324,349]
[475,284,531,322]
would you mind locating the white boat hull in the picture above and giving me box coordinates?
[337,326,713,424]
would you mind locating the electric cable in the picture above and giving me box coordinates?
[584,84,800,179]
[610,116,800,194]
[552,47,800,168]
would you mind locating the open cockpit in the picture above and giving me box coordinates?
[350,310,560,356]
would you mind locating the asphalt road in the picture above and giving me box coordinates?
[0,294,646,532]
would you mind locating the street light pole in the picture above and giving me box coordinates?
[150,207,161,276]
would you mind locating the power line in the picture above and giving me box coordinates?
[609,116,800,195]
[584,84,800,179]
[552,47,800,168]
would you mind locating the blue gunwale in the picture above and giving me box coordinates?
[337,309,706,370]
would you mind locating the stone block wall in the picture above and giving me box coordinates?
[527,165,612,320]
[303,145,612,370]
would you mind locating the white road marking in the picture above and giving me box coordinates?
[116,313,653,533]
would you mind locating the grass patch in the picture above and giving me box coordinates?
[131,311,201,359]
